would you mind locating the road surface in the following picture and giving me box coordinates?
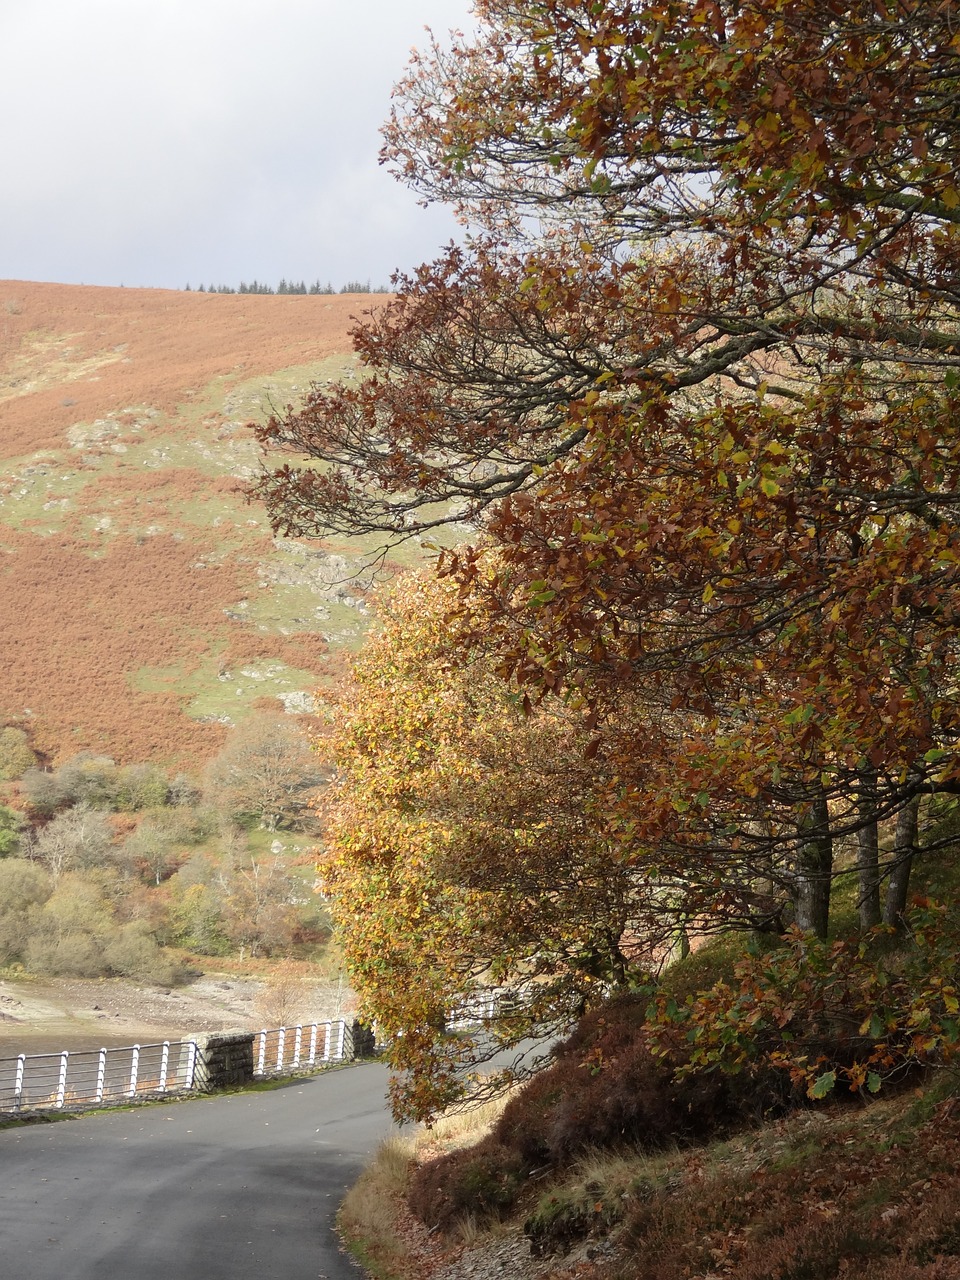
[0,1063,394,1280]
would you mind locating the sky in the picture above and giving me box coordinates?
[0,0,476,291]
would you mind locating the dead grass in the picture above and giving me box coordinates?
[0,280,384,767]
[339,1134,421,1280]
[416,1086,521,1156]
[0,282,380,460]
[338,1080,520,1280]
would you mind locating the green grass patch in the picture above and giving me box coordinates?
[130,652,321,726]
[177,356,358,431]
[0,458,101,534]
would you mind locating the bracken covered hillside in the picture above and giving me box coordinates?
[0,280,382,766]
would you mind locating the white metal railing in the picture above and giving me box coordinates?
[448,988,518,1030]
[253,1018,349,1076]
[0,1039,199,1113]
[0,1019,352,1114]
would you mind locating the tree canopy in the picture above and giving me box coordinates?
[253,0,960,1114]
[318,569,674,1118]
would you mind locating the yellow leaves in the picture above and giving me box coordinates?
[760,476,781,497]
[702,582,715,604]
[942,185,960,211]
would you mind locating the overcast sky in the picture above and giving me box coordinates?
[0,0,476,290]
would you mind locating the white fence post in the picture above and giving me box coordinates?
[308,1023,318,1065]
[13,1054,24,1111]
[322,1022,331,1061]
[159,1042,170,1093]
[185,1039,197,1090]
[276,1027,286,1071]
[335,1019,346,1060]
[56,1052,69,1108]
[95,1049,107,1104]
[293,1025,302,1067]
[257,1030,267,1075]
[128,1045,140,1098]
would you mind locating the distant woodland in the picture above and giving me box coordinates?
[0,720,329,984]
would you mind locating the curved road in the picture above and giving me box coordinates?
[0,1063,394,1280]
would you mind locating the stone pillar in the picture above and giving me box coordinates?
[190,1032,256,1092]
[350,1019,376,1059]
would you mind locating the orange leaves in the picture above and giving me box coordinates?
[318,565,659,1120]
[251,1,960,982]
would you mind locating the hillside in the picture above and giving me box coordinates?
[0,280,391,768]
[343,902,960,1280]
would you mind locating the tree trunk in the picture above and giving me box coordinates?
[883,795,920,929]
[795,790,833,939]
[856,766,882,930]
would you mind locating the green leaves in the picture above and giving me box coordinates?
[649,906,960,1102]
[809,1070,836,1100]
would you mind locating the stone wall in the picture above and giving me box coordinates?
[191,1032,256,1091]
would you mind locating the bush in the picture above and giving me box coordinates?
[407,991,797,1233]
[21,756,177,814]
[102,923,179,984]
[111,764,170,811]
[406,1140,526,1232]
[0,804,24,857]
[649,903,960,1100]
[21,767,69,816]
[25,929,105,978]
[0,727,36,781]
[0,859,52,962]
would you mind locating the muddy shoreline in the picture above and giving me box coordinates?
[0,973,290,1056]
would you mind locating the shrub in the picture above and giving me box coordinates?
[0,859,52,962]
[406,1140,526,1232]
[407,991,797,1234]
[21,767,69,816]
[649,903,960,1101]
[112,764,170,811]
[102,922,179,984]
[0,727,36,781]
[0,804,24,857]
[25,929,105,978]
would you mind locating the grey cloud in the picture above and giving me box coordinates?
[1,0,473,288]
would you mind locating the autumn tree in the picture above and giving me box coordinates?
[217,850,302,957]
[0,727,36,781]
[31,803,113,882]
[0,860,52,962]
[320,569,701,1119]
[117,811,186,886]
[0,804,24,858]
[204,715,325,831]
[255,0,960,941]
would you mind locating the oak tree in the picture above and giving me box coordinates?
[204,715,325,831]
[256,1,960,944]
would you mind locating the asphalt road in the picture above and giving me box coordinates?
[0,1063,395,1280]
